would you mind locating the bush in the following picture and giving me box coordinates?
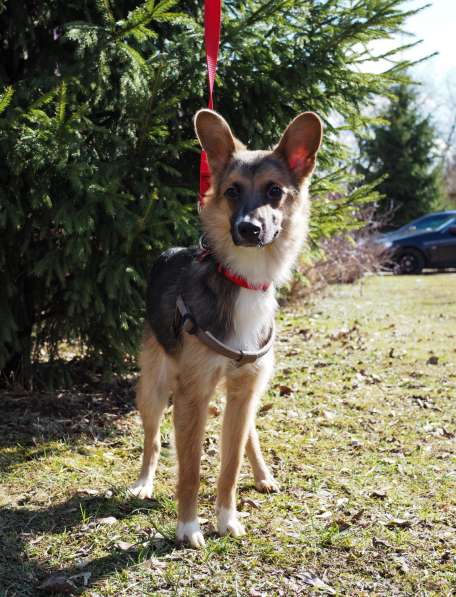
[290,236,388,302]
[0,0,423,384]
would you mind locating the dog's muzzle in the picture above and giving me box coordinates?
[233,217,280,247]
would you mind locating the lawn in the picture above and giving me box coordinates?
[1,274,455,596]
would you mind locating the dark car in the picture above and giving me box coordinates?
[375,211,456,274]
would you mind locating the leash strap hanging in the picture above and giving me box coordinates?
[199,0,222,207]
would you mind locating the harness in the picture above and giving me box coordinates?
[175,244,275,367]
[176,295,275,367]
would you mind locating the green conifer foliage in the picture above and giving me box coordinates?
[359,83,445,228]
[0,1,424,383]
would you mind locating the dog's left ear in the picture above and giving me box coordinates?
[194,109,236,176]
[274,112,323,183]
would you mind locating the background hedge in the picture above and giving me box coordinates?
[0,0,425,384]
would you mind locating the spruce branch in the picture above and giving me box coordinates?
[0,85,14,115]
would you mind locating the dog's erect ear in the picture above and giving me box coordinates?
[194,109,236,175]
[274,112,323,183]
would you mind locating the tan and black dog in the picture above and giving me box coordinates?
[129,109,323,547]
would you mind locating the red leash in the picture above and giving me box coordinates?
[199,0,222,207]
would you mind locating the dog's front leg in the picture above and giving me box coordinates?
[173,381,211,548]
[217,354,273,537]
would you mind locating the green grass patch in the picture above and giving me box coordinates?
[1,274,456,595]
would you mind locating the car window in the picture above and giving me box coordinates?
[407,215,454,232]
[441,218,456,231]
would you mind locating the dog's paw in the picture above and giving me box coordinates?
[128,478,154,500]
[176,519,206,548]
[217,508,246,538]
[255,477,280,494]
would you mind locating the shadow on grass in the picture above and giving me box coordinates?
[0,493,176,595]
[0,378,137,475]
[0,380,184,594]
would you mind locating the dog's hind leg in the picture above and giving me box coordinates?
[129,331,175,500]
[246,424,280,493]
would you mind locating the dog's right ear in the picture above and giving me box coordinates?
[194,109,236,175]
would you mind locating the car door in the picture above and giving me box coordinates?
[426,220,456,267]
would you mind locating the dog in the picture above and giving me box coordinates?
[129,109,323,547]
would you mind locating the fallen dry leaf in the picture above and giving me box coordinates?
[441,427,455,439]
[332,518,351,532]
[371,489,388,499]
[278,385,293,396]
[38,575,77,594]
[394,556,410,574]
[350,509,365,523]
[297,570,336,595]
[240,497,260,509]
[115,540,135,551]
[298,328,312,339]
[97,516,117,526]
[330,328,351,341]
[208,405,221,417]
[316,510,333,520]
[259,402,273,414]
[323,410,337,421]
[142,557,167,571]
[372,536,393,549]
[69,572,91,587]
[385,518,413,529]
[78,488,99,496]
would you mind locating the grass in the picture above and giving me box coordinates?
[1,273,456,596]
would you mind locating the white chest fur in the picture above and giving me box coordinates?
[228,287,277,351]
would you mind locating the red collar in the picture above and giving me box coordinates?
[196,245,271,292]
[217,263,271,292]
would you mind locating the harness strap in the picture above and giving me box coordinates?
[176,295,274,366]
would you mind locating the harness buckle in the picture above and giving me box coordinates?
[181,314,197,335]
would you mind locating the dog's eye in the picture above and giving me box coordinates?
[267,185,283,201]
[225,185,240,199]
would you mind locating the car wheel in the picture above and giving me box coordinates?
[396,249,425,275]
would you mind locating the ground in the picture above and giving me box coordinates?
[1,274,455,596]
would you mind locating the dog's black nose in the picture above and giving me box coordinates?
[237,221,261,244]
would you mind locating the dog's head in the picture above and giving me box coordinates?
[194,110,323,281]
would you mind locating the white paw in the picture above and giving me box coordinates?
[255,477,280,494]
[128,478,154,499]
[217,508,246,538]
[176,519,206,548]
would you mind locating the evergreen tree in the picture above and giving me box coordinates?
[0,0,425,384]
[359,83,444,228]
